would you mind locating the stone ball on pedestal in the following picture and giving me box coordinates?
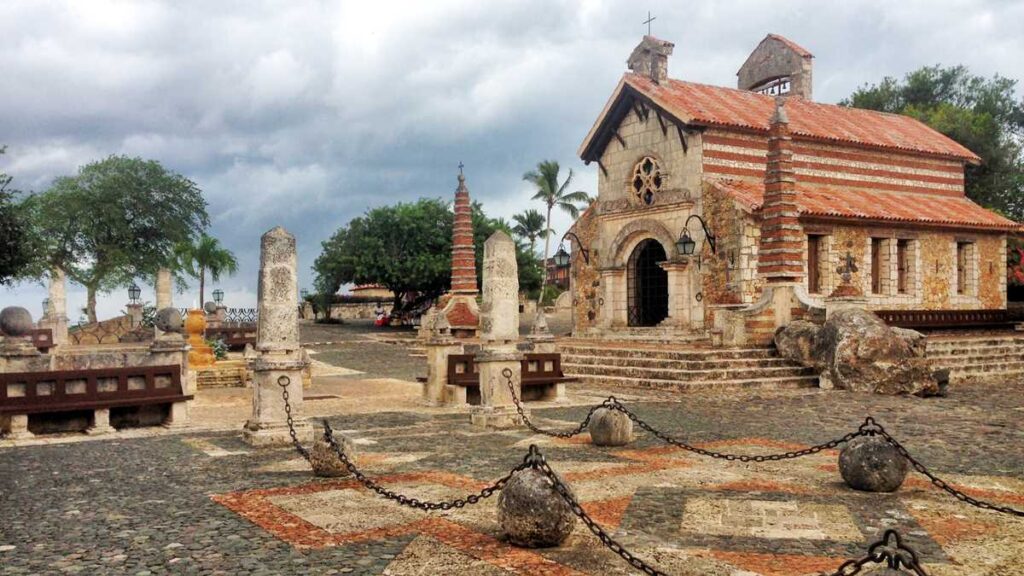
[839,435,908,492]
[498,468,575,548]
[0,307,34,336]
[203,301,218,314]
[154,308,184,333]
[588,407,633,446]
[309,436,355,478]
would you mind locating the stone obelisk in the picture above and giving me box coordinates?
[470,231,525,428]
[243,226,313,446]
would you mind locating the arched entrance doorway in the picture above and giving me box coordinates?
[627,239,668,327]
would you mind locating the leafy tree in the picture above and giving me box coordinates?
[511,208,549,256]
[313,198,543,311]
[471,202,543,295]
[522,160,590,275]
[174,234,238,307]
[314,198,453,310]
[842,65,1024,220]
[0,146,33,286]
[22,155,208,322]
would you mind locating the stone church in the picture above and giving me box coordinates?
[569,34,1022,344]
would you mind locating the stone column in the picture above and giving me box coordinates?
[471,231,524,429]
[40,268,69,346]
[243,227,313,446]
[155,268,173,310]
[659,260,691,328]
[421,315,463,406]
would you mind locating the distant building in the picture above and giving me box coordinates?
[350,284,394,300]
[545,257,570,289]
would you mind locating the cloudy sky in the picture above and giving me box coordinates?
[2,0,1022,320]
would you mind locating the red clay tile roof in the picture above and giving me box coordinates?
[764,34,813,58]
[710,178,1021,231]
[624,74,981,163]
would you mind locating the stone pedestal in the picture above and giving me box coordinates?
[470,347,525,428]
[1,414,33,440]
[86,408,116,435]
[244,358,313,445]
[43,268,70,346]
[423,338,461,406]
[126,304,144,327]
[825,295,869,320]
[164,401,190,430]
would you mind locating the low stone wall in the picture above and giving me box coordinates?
[328,302,380,320]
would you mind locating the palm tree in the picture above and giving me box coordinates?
[174,234,238,307]
[522,160,590,278]
[511,209,549,257]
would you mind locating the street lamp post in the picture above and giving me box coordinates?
[213,289,225,305]
[128,283,141,305]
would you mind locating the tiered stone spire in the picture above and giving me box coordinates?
[451,170,478,294]
[757,98,805,284]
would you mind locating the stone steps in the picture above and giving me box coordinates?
[574,373,819,392]
[559,345,778,361]
[563,362,816,382]
[563,354,796,370]
[925,334,1024,384]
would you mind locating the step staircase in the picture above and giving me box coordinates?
[926,333,1024,384]
[559,337,818,392]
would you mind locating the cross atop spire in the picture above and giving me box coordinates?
[643,11,656,36]
[458,161,464,175]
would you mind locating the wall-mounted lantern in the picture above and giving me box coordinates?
[676,214,717,256]
[557,232,591,267]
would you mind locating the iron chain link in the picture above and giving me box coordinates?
[277,375,309,461]
[504,368,614,438]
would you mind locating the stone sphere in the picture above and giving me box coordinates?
[839,436,908,493]
[154,308,184,333]
[309,437,354,478]
[203,301,218,314]
[588,407,633,446]
[498,468,575,548]
[0,307,34,336]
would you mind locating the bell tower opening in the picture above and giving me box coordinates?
[627,239,669,327]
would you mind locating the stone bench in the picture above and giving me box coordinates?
[437,353,576,405]
[0,365,192,439]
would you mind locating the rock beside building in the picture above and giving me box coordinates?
[775,308,939,396]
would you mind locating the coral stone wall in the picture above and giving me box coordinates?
[570,207,600,332]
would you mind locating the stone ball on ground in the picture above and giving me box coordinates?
[839,435,908,492]
[154,308,184,333]
[498,468,575,547]
[309,436,355,478]
[203,301,218,314]
[588,407,633,446]
[0,307,34,336]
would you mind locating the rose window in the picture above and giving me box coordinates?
[631,157,663,206]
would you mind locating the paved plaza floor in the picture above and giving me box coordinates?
[2,323,1023,575]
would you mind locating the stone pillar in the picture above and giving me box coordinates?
[421,314,463,406]
[659,260,691,328]
[126,303,144,326]
[41,268,69,346]
[0,307,45,373]
[155,268,173,310]
[244,226,313,446]
[86,408,115,435]
[471,231,524,428]
[757,98,805,286]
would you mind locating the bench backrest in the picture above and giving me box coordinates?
[875,309,1010,329]
[446,353,564,387]
[0,365,186,415]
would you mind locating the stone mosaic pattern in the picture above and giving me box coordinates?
[2,382,1024,574]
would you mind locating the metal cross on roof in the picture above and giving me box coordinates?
[643,11,656,36]
[458,161,464,175]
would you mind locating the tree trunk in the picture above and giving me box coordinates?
[86,285,97,324]
[540,203,553,305]
[199,266,206,308]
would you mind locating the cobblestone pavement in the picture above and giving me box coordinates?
[2,325,1023,575]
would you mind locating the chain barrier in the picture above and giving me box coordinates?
[277,375,310,461]
[525,445,670,576]
[322,421,529,511]
[503,368,615,438]
[869,423,1024,518]
[828,529,929,576]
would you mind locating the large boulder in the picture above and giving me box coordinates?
[813,308,938,396]
[773,320,821,366]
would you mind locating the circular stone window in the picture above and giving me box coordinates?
[630,157,663,206]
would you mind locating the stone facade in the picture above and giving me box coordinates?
[572,34,1017,342]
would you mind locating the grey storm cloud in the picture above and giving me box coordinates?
[2,0,1022,318]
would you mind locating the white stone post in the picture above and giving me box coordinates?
[41,268,69,346]
[471,232,525,428]
[155,268,173,310]
[243,227,313,446]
